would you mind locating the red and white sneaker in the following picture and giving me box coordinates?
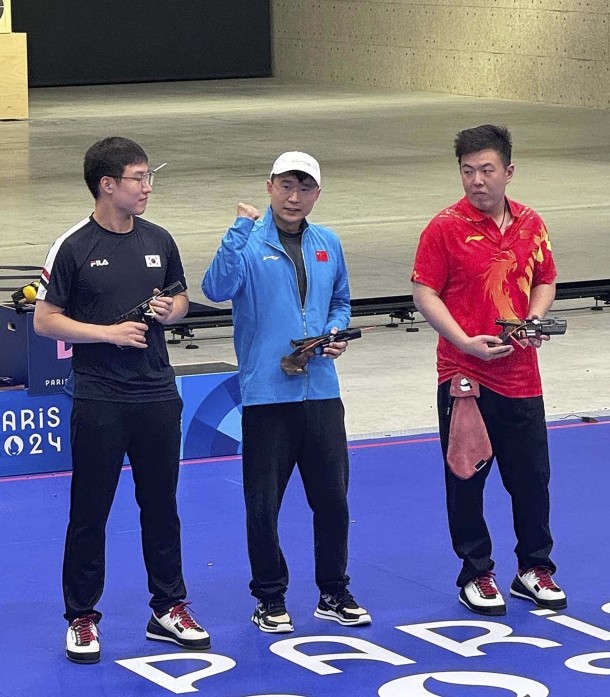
[510,567,567,610]
[66,614,100,664]
[146,602,211,650]
[459,572,506,616]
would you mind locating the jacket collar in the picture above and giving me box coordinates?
[263,205,310,246]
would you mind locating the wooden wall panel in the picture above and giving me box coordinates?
[0,33,28,120]
[272,0,610,109]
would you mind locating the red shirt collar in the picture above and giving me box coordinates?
[454,196,525,222]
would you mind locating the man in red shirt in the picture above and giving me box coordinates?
[412,124,567,616]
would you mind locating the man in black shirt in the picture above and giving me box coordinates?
[34,137,210,664]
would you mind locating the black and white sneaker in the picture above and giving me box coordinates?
[66,614,100,664]
[146,602,211,650]
[459,572,506,616]
[251,595,294,633]
[314,589,371,626]
[510,567,567,610]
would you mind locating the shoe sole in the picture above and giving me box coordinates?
[146,630,211,650]
[510,584,568,610]
[459,593,507,617]
[314,608,372,626]
[251,614,294,633]
[66,649,100,664]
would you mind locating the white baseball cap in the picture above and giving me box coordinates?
[270,151,321,186]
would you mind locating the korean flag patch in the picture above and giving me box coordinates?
[145,255,161,268]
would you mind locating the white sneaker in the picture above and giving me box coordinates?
[510,567,567,609]
[459,572,506,616]
[66,615,100,664]
[146,602,211,650]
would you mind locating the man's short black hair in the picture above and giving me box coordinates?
[454,124,512,168]
[84,136,148,198]
[270,170,316,184]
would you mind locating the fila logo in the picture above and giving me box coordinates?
[263,255,279,261]
[90,259,109,267]
[145,255,161,268]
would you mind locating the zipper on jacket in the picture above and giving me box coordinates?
[266,238,310,400]
[266,240,308,329]
[300,246,310,319]
[300,245,310,400]
[277,235,310,321]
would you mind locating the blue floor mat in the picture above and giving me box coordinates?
[0,419,608,696]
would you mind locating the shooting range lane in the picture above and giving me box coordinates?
[1,81,609,434]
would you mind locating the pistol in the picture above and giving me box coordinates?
[491,317,567,347]
[281,327,362,375]
[114,281,185,325]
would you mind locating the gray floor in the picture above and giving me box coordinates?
[1,79,608,435]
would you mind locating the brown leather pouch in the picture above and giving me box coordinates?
[447,374,492,480]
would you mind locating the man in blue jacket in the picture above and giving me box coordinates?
[203,152,370,633]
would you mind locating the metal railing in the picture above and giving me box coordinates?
[3,268,608,339]
[164,278,610,342]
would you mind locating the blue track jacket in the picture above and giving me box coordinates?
[202,206,351,406]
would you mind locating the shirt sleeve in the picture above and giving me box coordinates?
[202,217,253,302]
[411,218,450,293]
[531,221,557,287]
[164,234,188,291]
[37,238,78,309]
[324,239,351,333]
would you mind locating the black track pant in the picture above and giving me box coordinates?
[242,398,350,600]
[438,380,556,588]
[63,397,186,621]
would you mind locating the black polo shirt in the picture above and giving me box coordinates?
[39,215,186,402]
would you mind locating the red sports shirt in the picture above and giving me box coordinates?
[411,196,557,398]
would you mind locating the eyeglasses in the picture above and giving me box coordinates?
[108,162,167,187]
[273,181,319,196]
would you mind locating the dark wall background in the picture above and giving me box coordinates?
[12,0,271,87]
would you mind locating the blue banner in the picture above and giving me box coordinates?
[26,312,72,395]
[178,371,242,459]
[0,390,72,476]
[0,370,243,477]
[0,306,72,396]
